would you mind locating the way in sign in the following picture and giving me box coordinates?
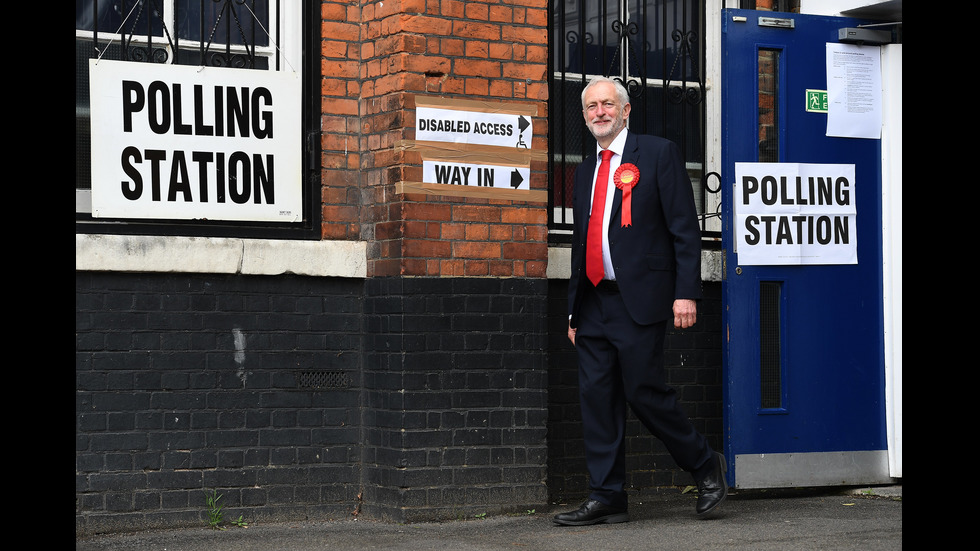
[433,164,495,186]
[423,160,529,190]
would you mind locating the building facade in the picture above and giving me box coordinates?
[80,0,900,534]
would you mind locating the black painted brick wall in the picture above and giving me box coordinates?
[546,280,724,504]
[360,277,550,522]
[76,272,553,532]
[76,272,364,534]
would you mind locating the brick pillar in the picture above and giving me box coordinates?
[320,0,364,241]
[319,0,551,521]
[356,0,549,277]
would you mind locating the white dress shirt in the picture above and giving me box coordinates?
[588,129,629,281]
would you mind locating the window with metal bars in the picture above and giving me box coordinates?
[75,0,320,239]
[549,0,718,243]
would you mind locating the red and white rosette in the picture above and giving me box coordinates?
[613,163,640,227]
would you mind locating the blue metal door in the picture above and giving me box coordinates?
[721,9,890,488]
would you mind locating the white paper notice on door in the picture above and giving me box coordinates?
[825,43,882,139]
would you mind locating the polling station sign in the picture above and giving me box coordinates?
[734,163,857,265]
[89,59,302,222]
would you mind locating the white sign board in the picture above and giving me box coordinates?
[422,160,530,191]
[416,106,532,149]
[734,163,857,265]
[89,59,302,222]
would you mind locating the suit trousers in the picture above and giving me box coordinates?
[575,282,713,509]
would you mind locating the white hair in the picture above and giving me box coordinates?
[580,77,630,109]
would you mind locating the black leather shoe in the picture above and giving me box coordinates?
[553,499,629,526]
[696,452,728,517]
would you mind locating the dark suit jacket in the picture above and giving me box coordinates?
[568,131,702,327]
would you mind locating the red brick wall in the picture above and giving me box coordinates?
[319,0,550,278]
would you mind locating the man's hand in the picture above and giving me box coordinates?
[568,321,577,346]
[673,299,697,329]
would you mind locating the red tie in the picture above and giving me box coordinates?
[586,149,613,286]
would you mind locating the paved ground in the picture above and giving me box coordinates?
[76,485,901,551]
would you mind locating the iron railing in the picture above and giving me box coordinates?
[548,0,720,242]
[76,0,273,68]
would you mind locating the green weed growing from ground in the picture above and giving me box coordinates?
[203,489,251,530]
[204,490,249,530]
[205,490,225,530]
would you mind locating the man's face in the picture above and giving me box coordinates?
[583,82,631,145]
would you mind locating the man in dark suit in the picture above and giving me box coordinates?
[553,77,727,526]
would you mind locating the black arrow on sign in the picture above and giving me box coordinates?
[510,170,524,189]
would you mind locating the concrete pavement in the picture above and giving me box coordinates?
[76,485,901,550]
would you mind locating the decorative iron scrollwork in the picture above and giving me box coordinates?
[207,53,252,68]
[83,0,262,68]
[667,27,703,106]
[202,0,257,68]
[669,85,702,105]
[611,19,639,40]
[128,45,170,63]
[619,77,644,99]
[608,18,645,100]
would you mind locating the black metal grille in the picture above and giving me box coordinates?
[548,0,718,241]
[759,281,782,409]
[297,371,351,390]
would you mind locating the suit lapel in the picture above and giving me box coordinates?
[576,156,599,235]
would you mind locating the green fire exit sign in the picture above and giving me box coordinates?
[806,89,828,113]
